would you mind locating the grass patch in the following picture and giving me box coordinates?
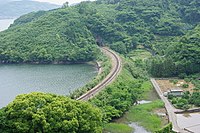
[93,48,165,132]
[140,81,153,99]
[125,100,164,132]
[103,123,133,133]
[127,49,152,60]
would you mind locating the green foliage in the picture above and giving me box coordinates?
[148,56,176,77]
[170,25,200,74]
[103,123,133,133]
[0,92,102,133]
[184,78,191,83]
[182,84,189,88]
[169,79,178,84]
[155,123,174,133]
[178,0,200,24]
[125,100,164,132]
[178,73,187,79]
[90,56,149,123]
[189,92,200,106]
[102,49,164,132]
[0,6,99,63]
[167,94,174,100]
[1,0,200,132]
[11,11,46,27]
[183,75,200,107]
[169,90,200,109]
[171,98,177,104]
[2,0,200,63]
[182,91,190,99]
[70,53,112,99]
[175,98,189,110]
[150,23,200,77]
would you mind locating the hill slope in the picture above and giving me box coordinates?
[0,6,99,63]
[0,0,199,68]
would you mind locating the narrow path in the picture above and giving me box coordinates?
[77,47,122,101]
[150,78,189,133]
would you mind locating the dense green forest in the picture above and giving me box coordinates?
[0,0,199,75]
[149,24,200,77]
[0,7,100,63]
[0,92,102,132]
[0,0,200,132]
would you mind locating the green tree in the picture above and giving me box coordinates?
[0,92,102,133]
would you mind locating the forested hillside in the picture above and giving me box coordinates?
[0,0,199,75]
[0,7,100,63]
[0,0,200,132]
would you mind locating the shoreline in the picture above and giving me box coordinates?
[0,61,99,68]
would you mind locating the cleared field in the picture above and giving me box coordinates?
[156,79,195,93]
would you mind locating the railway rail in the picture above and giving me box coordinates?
[77,47,121,101]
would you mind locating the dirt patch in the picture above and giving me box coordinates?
[156,79,195,93]
[154,108,169,126]
[154,108,166,114]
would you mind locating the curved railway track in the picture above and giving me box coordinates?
[77,47,121,101]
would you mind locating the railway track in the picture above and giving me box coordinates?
[77,47,121,101]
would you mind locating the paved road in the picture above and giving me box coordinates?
[77,47,121,101]
[150,78,189,133]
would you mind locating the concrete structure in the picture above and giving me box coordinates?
[150,78,189,133]
[169,89,183,96]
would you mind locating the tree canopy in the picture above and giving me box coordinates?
[0,0,199,74]
[0,92,102,133]
[0,7,100,63]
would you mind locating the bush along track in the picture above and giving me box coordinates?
[89,53,150,123]
[76,47,122,101]
[70,48,112,99]
[90,48,168,132]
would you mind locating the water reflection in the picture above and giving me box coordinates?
[0,64,97,108]
[129,123,151,133]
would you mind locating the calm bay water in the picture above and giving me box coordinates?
[0,19,15,32]
[0,64,97,108]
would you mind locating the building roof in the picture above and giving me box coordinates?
[170,88,183,92]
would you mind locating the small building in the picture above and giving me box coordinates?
[168,88,183,96]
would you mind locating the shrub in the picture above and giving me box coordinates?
[193,87,200,91]
[171,98,177,104]
[0,92,102,133]
[184,78,190,83]
[182,84,189,88]
[167,94,174,100]
[182,91,190,99]
[155,123,174,133]
[189,92,200,107]
[172,80,178,84]
[176,98,188,109]
[178,73,187,79]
